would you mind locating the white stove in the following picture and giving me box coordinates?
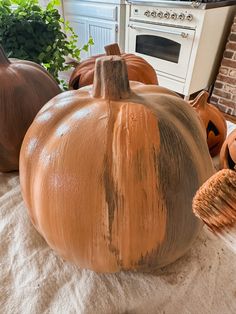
[125,0,236,97]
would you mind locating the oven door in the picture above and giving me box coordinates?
[127,22,195,79]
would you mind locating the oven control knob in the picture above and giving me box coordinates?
[157,11,163,18]
[164,12,170,19]
[179,13,185,20]
[171,13,177,20]
[186,14,193,21]
[144,10,151,17]
[151,11,157,17]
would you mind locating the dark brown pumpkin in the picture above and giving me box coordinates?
[220,129,236,170]
[69,43,158,89]
[20,56,214,273]
[0,45,61,172]
[190,91,227,157]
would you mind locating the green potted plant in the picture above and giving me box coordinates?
[0,0,93,88]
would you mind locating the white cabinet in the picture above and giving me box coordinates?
[63,0,126,58]
[67,17,89,59]
[88,19,117,55]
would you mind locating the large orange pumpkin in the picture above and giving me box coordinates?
[69,43,158,89]
[0,45,61,172]
[20,56,214,273]
[220,129,236,170]
[190,91,227,157]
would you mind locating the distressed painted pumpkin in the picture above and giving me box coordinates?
[220,129,236,170]
[20,56,214,273]
[69,43,158,89]
[0,45,61,172]
[190,91,227,157]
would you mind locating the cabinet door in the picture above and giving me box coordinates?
[88,19,117,56]
[65,15,89,60]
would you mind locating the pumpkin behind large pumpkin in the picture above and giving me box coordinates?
[0,45,61,172]
[20,56,214,272]
[69,43,158,89]
[190,91,227,157]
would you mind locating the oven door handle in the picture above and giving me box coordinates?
[129,24,189,38]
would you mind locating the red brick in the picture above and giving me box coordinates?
[226,42,236,50]
[229,69,236,77]
[219,98,236,109]
[217,74,236,85]
[210,96,219,105]
[215,103,234,115]
[214,81,223,89]
[230,33,236,42]
[223,84,236,94]
[214,88,232,99]
[232,25,236,33]
[224,50,234,58]
[222,59,236,68]
[219,67,229,75]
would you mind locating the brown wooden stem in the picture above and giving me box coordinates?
[104,43,121,56]
[0,45,10,65]
[92,56,131,100]
[190,90,209,109]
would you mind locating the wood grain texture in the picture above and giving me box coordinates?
[104,43,121,56]
[69,44,158,90]
[0,45,61,172]
[190,91,227,157]
[193,169,236,233]
[20,56,215,272]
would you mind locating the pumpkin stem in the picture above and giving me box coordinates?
[190,90,209,109]
[0,45,10,65]
[104,43,121,56]
[92,56,131,100]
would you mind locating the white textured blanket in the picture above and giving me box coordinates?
[1,122,236,314]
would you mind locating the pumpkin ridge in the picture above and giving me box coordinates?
[155,118,203,265]
[107,101,168,268]
[21,98,93,217]
[155,103,208,169]
[26,103,113,268]
[103,100,120,246]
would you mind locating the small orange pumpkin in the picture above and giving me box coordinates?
[190,91,227,157]
[220,129,236,170]
[20,56,214,273]
[0,45,61,172]
[69,43,158,89]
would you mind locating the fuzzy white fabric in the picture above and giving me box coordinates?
[1,122,236,314]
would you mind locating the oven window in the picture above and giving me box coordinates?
[136,35,181,63]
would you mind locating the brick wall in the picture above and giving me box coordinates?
[211,15,236,116]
